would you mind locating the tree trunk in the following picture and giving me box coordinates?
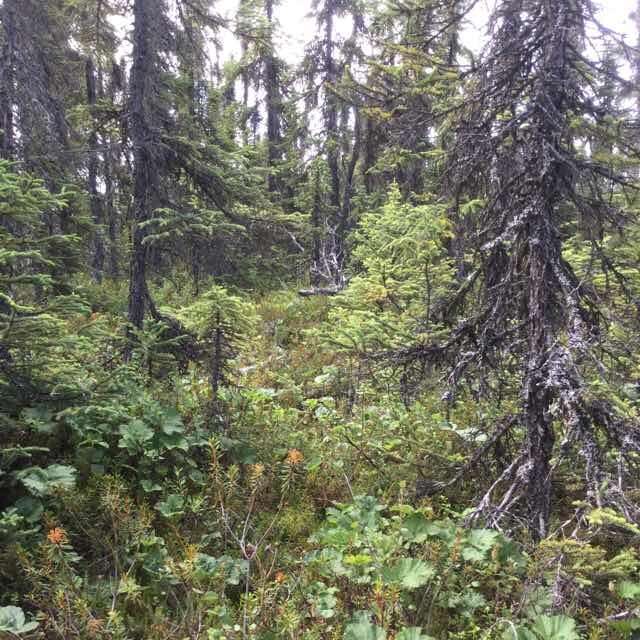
[523,216,555,540]
[104,131,119,278]
[105,61,123,279]
[636,0,640,176]
[264,0,281,194]
[211,311,223,397]
[322,0,344,284]
[362,114,377,195]
[324,0,341,217]
[86,57,105,282]
[339,109,361,241]
[310,166,323,286]
[127,0,154,336]
[521,0,570,539]
[0,0,16,159]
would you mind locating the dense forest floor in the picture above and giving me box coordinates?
[3,0,640,636]
[2,283,640,639]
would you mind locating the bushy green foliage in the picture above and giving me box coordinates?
[63,376,209,485]
[179,284,256,345]
[0,161,89,411]
[2,283,640,639]
[302,495,526,636]
[0,605,39,635]
[4,0,640,636]
[324,184,454,355]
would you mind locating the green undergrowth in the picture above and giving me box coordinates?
[1,288,640,639]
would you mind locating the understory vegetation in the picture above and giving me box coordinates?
[2,0,640,638]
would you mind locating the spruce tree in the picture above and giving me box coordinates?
[398,0,640,539]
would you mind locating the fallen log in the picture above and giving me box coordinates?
[297,287,341,297]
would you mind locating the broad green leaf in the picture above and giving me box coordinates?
[156,431,189,451]
[160,407,184,435]
[0,605,39,634]
[462,529,501,562]
[401,514,455,544]
[140,480,162,493]
[447,589,487,616]
[119,419,154,451]
[344,554,374,566]
[195,553,221,575]
[343,621,386,640]
[382,558,435,590]
[307,582,339,619]
[617,581,640,601]
[314,591,338,618]
[16,464,76,496]
[155,494,185,518]
[194,554,249,585]
[14,496,43,523]
[45,464,77,489]
[530,615,579,640]
[15,467,54,496]
[219,436,257,464]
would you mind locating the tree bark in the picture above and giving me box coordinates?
[523,215,555,540]
[264,0,281,194]
[127,0,155,336]
[106,61,123,279]
[210,311,223,397]
[310,166,323,286]
[323,0,341,218]
[86,57,105,282]
[0,0,16,159]
[521,0,571,540]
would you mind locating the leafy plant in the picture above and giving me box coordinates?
[15,464,77,497]
[0,606,38,636]
[506,615,580,640]
[343,619,387,640]
[305,496,525,636]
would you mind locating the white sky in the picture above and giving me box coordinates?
[216,0,638,63]
[114,1,638,73]
[467,0,637,36]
